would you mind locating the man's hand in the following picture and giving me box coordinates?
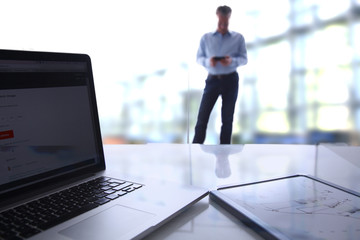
[210,56,232,67]
[210,57,218,67]
[219,56,232,66]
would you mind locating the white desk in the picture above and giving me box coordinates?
[103,144,360,240]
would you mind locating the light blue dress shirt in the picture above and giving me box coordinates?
[196,30,248,75]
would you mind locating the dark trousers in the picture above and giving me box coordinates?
[193,71,239,144]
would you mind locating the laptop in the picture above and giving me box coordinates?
[0,49,208,240]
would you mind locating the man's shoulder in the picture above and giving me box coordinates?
[202,31,217,37]
[229,31,244,37]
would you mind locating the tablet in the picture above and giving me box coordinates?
[210,175,360,240]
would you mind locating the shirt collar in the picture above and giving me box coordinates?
[212,30,232,36]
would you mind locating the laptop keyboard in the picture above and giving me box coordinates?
[0,176,142,240]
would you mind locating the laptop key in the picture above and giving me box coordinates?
[113,183,133,191]
[122,184,142,192]
[95,198,111,205]
[106,194,120,200]
[117,191,128,196]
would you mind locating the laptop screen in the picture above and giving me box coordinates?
[0,50,105,195]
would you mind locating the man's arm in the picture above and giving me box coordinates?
[230,34,248,67]
[196,36,211,68]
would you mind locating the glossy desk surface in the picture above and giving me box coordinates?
[103,144,360,240]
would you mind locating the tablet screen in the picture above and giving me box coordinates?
[212,175,360,240]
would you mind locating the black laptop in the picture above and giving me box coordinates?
[0,49,208,240]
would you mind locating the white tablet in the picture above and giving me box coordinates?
[210,175,360,240]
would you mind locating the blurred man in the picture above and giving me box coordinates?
[193,5,248,144]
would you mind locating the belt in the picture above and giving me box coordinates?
[208,71,236,80]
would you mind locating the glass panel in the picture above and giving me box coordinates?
[355,66,360,100]
[356,109,360,130]
[292,0,317,26]
[316,106,350,130]
[316,67,350,104]
[292,74,306,106]
[354,22,360,61]
[257,111,290,133]
[307,107,317,130]
[240,0,290,39]
[304,70,318,105]
[317,0,350,20]
[293,34,308,70]
[305,25,351,69]
[240,84,257,113]
[256,41,291,109]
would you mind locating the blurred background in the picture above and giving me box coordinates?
[2,0,360,145]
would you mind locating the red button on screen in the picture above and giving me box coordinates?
[0,130,14,140]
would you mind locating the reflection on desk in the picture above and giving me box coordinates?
[199,144,243,178]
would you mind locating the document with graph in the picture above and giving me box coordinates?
[210,175,360,240]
